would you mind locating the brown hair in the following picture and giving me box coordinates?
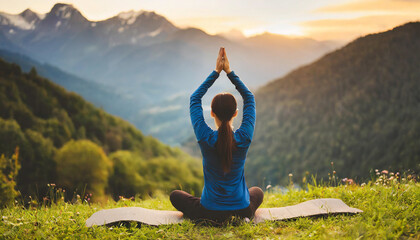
[211,92,237,173]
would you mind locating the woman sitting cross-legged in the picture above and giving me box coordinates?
[170,47,263,223]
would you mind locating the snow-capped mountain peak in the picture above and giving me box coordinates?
[0,11,36,30]
[49,3,81,20]
[116,10,166,25]
[117,10,144,24]
[20,9,40,22]
[36,3,89,31]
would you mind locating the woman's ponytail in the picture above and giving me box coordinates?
[211,93,237,173]
[216,120,235,173]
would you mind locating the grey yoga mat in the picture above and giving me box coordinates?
[86,198,362,227]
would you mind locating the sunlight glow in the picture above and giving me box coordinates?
[1,0,418,41]
[244,24,305,38]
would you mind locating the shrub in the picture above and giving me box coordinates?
[55,140,112,201]
[108,151,150,199]
[0,147,20,207]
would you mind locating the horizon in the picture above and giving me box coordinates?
[1,0,420,42]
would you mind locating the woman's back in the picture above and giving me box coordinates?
[190,70,256,211]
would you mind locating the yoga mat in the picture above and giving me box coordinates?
[253,198,362,224]
[86,198,362,227]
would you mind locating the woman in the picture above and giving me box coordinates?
[170,47,263,223]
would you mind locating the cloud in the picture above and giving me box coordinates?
[302,0,420,41]
[316,0,420,14]
[300,14,420,41]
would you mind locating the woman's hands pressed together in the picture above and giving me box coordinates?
[215,47,224,73]
[215,47,232,74]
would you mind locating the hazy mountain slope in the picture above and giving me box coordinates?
[0,31,24,53]
[238,33,335,83]
[246,22,420,186]
[0,49,138,117]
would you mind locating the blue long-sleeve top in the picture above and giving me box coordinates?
[190,70,256,211]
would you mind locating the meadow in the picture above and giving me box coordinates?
[1,171,419,239]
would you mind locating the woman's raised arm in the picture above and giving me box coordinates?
[190,48,225,141]
[224,49,256,143]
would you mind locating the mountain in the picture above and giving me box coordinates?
[19,9,43,26]
[0,57,202,197]
[245,22,420,186]
[0,3,337,93]
[0,8,42,31]
[0,3,338,145]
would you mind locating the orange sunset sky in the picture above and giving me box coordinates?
[1,0,419,41]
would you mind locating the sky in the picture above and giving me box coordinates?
[1,0,419,41]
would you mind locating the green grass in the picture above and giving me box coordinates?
[1,179,419,239]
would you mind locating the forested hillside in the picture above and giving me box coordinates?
[246,22,420,186]
[0,58,202,200]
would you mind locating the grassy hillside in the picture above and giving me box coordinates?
[246,22,420,186]
[0,174,418,239]
[0,58,202,199]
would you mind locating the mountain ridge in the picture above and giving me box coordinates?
[245,22,420,186]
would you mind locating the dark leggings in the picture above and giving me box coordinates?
[170,187,264,223]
